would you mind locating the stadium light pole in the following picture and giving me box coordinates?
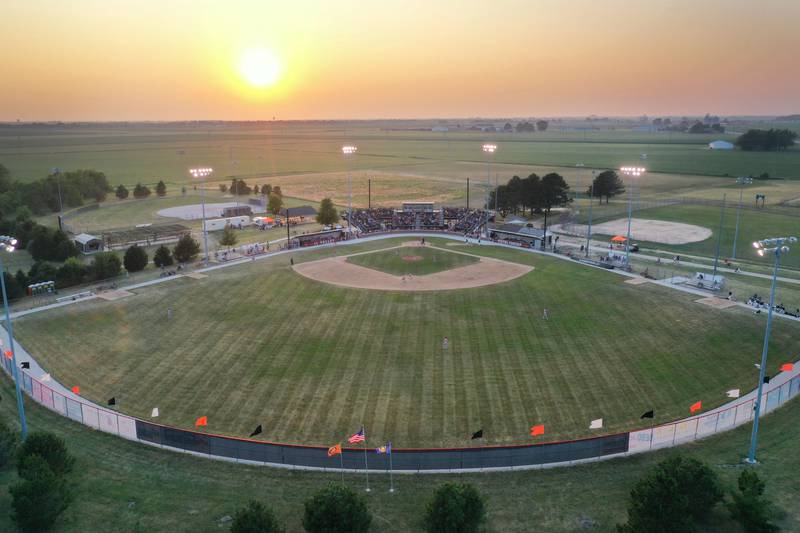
[51,167,63,214]
[711,194,726,284]
[620,166,646,266]
[732,177,753,259]
[483,144,497,235]
[342,145,357,232]
[189,167,213,264]
[575,162,584,201]
[585,180,594,258]
[0,235,28,440]
[747,236,796,464]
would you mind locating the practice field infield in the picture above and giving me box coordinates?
[12,238,800,448]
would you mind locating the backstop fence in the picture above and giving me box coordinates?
[3,351,799,473]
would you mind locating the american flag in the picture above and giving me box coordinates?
[348,427,365,444]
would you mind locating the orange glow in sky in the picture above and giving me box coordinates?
[0,0,798,120]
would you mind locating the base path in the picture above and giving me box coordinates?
[293,252,533,291]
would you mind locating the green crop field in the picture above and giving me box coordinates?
[12,238,799,448]
[346,246,478,276]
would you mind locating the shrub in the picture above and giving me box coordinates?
[302,483,371,533]
[424,482,486,533]
[232,500,284,533]
[617,455,723,533]
[219,225,238,247]
[728,470,778,533]
[155,180,167,197]
[10,455,71,532]
[153,245,174,267]
[133,183,151,199]
[55,257,87,288]
[17,431,74,476]
[123,245,148,272]
[0,418,19,469]
[173,234,201,263]
[115,184,129,199]
[88,251,122,281]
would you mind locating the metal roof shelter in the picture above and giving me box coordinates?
[73,233,103,254]
[709,140,734,150]
[279,205,317,218]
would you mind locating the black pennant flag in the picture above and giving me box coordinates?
[640,410,654,419]
[471,429,483,440]
[763,375,770,384]
[107,397,116,406]
[249,424,263,438]
[20,362,30,369]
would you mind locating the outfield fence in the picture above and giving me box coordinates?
[3,342,799,473]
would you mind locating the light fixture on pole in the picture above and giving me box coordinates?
[620,166,646,266]
[482,144,497,235]
[747,236,796,464]
[342,146,357,233]
[189,167,213,264]
[732,177,753,259]
[0,235,27,439]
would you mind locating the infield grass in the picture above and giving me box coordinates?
[346,245,479,276]
[12,237,800,448]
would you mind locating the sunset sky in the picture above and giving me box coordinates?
[1,0,798,121]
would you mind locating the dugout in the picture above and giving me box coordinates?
[490,224,550,247]
[292,228,345,248]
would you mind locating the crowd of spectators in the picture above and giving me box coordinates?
[747,294,800,317]
[346,207,487,234]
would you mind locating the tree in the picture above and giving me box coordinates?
[617,455,723,533]
[219,225,239,247]
[2,271,25,300]
[16,432,74,477]
[27,261,57,284]
[736,129,798,151]
[153,245,174,267]
[273,185,282,197]
[115,184,129,200]
[10,455,71,532]
[503,122,513,132]
[302,484,371,533]
[123,245,148,272]
[540,172,571,211]
[261,184,272,196]
[728,470,778,533]
[424,482,486,533]
[219,184,228,193]
[316,198,338,225]
[88,251,122,281]
[0,162,11,194]
[536,119,549,131]
[0,418,19,469]
[230,178,252,195]
[232,500,284,533]
[589,170,626,204]
[268,193,284,217]
[173,234,201,263]
[55,258,87,288]
[133,183,151,199]
[156,180,167,197]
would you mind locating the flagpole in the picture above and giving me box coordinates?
[363,428,370,492]
[389,445,394,493]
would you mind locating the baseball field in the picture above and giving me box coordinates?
[12,237,799,448]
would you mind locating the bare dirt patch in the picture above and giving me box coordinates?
[557,218,712,245]
[695,297,738,310]
[293,254,533,291]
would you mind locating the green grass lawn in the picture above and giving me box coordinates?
[12,238,799,449]
[346,246,478,276]
[0,372,798,532]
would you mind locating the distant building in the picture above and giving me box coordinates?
[280,205,317,223]
[709,140,734,150]
[222,205,252,217]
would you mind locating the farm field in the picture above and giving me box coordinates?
[0,373,797,532]
[12,238,799,448]
[346,245,479,276]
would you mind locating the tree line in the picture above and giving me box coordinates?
[736,129,798,151]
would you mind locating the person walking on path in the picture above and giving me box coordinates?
[542,308,549,320]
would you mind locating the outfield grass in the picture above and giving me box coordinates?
[346,246,478,276]
[12,238,799,448]
[0,369,798,532]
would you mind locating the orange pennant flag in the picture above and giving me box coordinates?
[195,416,208,427]
[530,424,545,437]
[690,401,702,414]
[780,363,794,372]
[71,386,80,394]
[327,443,342,457]
[3,350,12,360]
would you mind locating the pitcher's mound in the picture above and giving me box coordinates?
[293,254,533,291]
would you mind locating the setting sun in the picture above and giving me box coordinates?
[238,48,282,88]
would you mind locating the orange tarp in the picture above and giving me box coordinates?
[611,235,627,243]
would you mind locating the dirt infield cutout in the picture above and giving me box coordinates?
[557,218,712,245]
[293,249,533,291]
[695,296,738,310]
[97,289,134,301]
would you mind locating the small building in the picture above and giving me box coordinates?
[74,233,103,254]
[203,215,251,232]
[709,140,734,150]
[280,205,317,223]
[489,224,551,247]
